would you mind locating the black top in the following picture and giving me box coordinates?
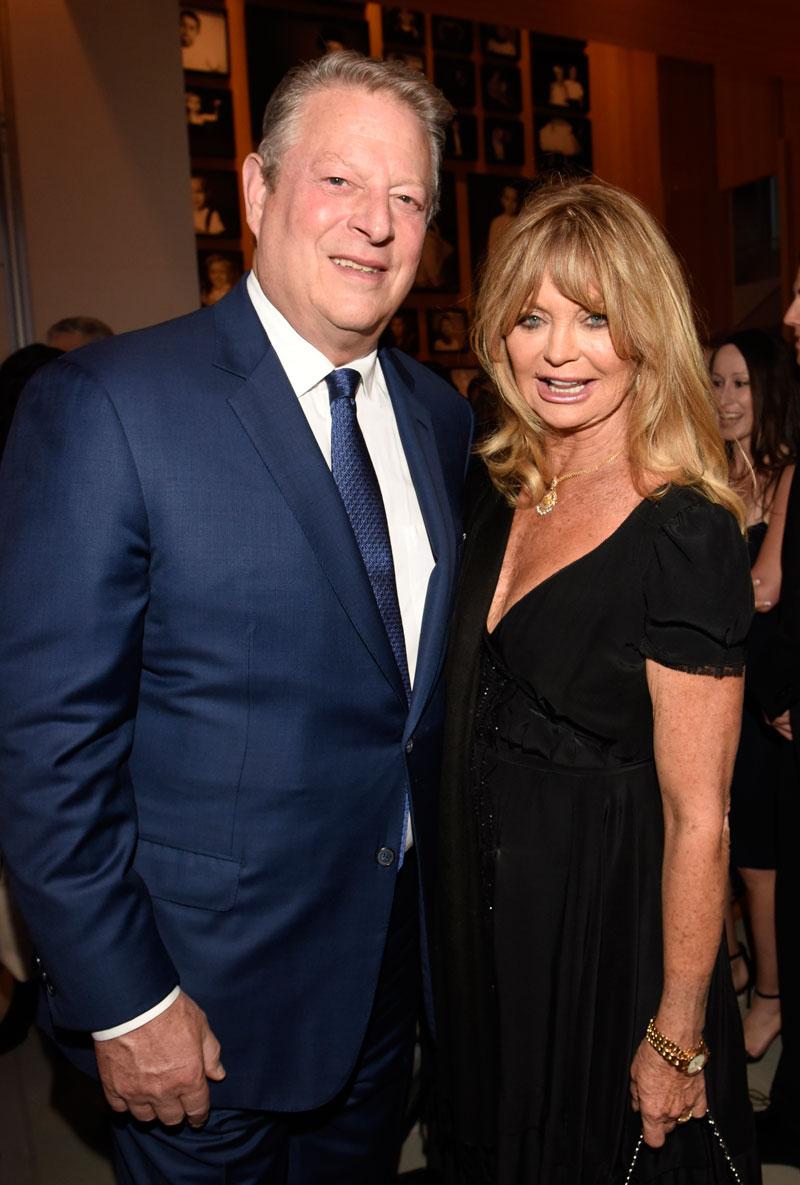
[485,487,751,767]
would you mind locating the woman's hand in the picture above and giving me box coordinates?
[629,1039,707,1147]
[751,565,780,612]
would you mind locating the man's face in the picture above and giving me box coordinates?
[243,87,431,365]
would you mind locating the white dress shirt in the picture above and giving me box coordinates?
[93,274,433,1040]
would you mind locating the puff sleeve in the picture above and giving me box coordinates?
[640,495,754,676]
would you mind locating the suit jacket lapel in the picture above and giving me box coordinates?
[217,288,407,707]
[381,350,457,733]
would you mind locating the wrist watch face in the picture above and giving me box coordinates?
[686,1051,708,1075]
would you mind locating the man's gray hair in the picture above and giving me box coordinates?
[46,316,113,343]
[256,51,453,217]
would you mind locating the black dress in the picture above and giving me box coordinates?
[435,480,760,1185]
[728,522,784,870]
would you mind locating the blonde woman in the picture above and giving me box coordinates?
[435,180,759,1183]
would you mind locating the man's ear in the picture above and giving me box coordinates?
[242,153,267,239]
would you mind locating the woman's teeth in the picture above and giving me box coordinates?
[545,378,588,393]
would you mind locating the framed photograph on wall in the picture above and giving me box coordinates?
[197,249,243,307]
[185,86,235,158]
[432,17,474,56]
[484,118,524,166]
[379,307,420,356]
[481,64,522,114]
[180,7,229,75]
[382,7,426,48]
[434,57,477,109]
[427,308,470,354]
[445,113,478,162]
[245,7,370,141]
[468,174,530,268]
[384,49,426,74]
[479,23,520,60]
[534,112,593,174]
[191,170,240,238]
[415,171,459,291]
[530,34,590,113]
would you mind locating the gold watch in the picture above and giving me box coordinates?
[645,1018,710,1075]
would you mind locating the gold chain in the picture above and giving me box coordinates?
[535,449,623,517]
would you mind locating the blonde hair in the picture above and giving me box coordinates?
[472,178,744,527]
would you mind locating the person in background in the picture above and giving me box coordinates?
[435,178,758,1183]
[0,50,469,1185]
[46,316,113,351]
[750,261,800,1170]
[710,330,799,1064]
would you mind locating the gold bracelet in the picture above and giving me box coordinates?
[645,1018,710,1075]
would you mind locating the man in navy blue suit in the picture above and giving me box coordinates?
[0,52,471,1183]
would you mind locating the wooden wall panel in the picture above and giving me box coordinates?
[780,82,800,283]
[715,71,781,192]
[586,43,663,221]
[658,58,732,336]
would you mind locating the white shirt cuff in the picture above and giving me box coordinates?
[92,985,181,1041]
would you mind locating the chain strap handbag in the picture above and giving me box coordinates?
[622,1112,743,1184]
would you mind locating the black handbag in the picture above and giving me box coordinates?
[622,1112,744,1184]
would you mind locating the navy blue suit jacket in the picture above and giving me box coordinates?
[0,281,472,1111]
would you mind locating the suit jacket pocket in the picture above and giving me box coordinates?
[134,838,241,912]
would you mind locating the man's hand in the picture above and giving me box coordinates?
[94,991,225,1127]
[770,710,793,742]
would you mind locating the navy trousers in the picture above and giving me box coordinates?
[112,853,420,1184]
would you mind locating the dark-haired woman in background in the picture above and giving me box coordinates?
[710,330,800,1064]
[435,179,759,1183]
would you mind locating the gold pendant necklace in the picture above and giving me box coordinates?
[535,450,623,517]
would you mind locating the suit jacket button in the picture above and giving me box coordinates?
[376,846,396,867]
[405,737,414,754]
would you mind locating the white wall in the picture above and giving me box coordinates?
[4,0,199,344]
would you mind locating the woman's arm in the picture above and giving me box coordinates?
[752,463,795,611]
[629,660,744,1147]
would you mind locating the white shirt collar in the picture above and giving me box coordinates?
[246,270,379,400]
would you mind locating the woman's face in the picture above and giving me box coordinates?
[505,272,635,434]
[784,265,800,363]
[711,343,753,447]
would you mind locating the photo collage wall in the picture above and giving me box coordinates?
[180,3,593,390]
[181,3,244,308]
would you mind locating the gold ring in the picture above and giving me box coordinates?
[676,1110,693,1124]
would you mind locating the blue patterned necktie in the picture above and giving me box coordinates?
[326,368,411,705]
